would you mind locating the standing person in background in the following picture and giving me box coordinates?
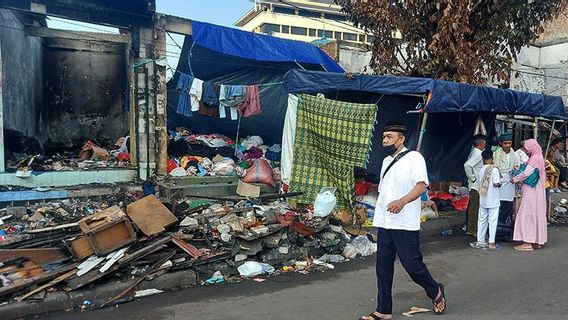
[464,135,486,236]
[493,133,519,230]
[547,138,568,191]
[471,150,501,250]
[511,139,547,251]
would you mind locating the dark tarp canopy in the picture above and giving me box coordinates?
[283,69,564,183]
[167,21,343,145]
[284,69,567,120]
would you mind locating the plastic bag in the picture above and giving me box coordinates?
[351,235,377,257]
[212,159,236,176]
[314,187,337,217]
[242,159,275,187]
[342,243,357,259]
[170,167,187,177]
[237,261,275,277]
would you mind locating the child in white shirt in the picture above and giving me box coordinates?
[471,149,501,250]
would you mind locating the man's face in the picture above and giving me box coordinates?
[500,141,512,153]
[382,131,404,147]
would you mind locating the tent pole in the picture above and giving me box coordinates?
[545,119,557,159]
[416,113,428,152]
[533,118,538,140]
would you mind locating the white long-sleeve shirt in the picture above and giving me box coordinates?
[464,148,483,191]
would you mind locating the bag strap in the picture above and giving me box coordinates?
[381,150,412,180]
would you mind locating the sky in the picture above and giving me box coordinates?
[47,0,254,78]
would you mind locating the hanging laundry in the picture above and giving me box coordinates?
[199,82,220,117]
[237,85,261,117]
[176,73,193,117]
[219,85,246,120]
[189,77,204,112]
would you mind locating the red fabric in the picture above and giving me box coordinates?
[355,182,370,196]
[167,159,178,173]
[452,196,469,212]
[116,152,130,162]
[431,193,453,201]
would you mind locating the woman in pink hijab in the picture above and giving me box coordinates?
[511,139,547,251]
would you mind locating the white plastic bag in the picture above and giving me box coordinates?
[212,159,236,176]
[314,187,337,217]
[169,167,188,177]
[237,261,275,277]
[351,235,377,257]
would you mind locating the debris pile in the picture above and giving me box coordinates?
[0,190,375,308]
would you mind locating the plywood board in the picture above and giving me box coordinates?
[0,248,66,265]
[126,195,178,236]
[69,236,94,260]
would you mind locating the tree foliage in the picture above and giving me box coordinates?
[337,0,568,85]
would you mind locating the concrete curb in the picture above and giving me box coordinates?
[0,269,197,320]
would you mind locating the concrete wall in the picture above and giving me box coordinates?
[44,38,129,146]
[510,10,568,107]
[0,9,46,142]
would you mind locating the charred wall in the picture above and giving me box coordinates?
[44,38,128,147]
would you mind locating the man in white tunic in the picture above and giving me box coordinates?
[360,122,446,320]
[493,133,519,228]
[464,135,486,235]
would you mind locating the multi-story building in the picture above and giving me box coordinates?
[235,0,373,44]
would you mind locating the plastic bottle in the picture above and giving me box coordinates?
[440,229,453,236]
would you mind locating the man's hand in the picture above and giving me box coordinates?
[387,199,407,214]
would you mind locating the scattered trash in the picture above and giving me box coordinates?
[440,229,453,236]
[252,278,267,283]
[205,271,225,284]
[314,187,337,217]
[350,235,377,257]
[237,261,275,277]
[402,306,432,318]
[134,289,164,298]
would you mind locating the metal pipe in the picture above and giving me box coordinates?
[533,118,539,140]
[416,113,428,152]
[134,70,141,181]
[145,68,151,180]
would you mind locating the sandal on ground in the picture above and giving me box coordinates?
[432,283,446,315]
[532,244,543,249]
[484,244,501,251]
[359,312,392,320]
[514,245,534,251]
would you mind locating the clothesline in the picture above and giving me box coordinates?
[167,67,284,87]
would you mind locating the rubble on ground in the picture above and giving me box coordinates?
[0,188,375,309]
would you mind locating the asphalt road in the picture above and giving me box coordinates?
[39,226,568,320]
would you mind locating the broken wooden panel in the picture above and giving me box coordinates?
[126,195,178,236]
[68,236,94,261]
[0,263,78,298]
[77,206,137,256]
[0,248,66,265]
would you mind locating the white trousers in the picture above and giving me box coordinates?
[477,207,499,243]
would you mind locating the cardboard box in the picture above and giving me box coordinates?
[236,180,261,197]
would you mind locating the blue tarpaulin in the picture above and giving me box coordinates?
[283,69,567,119]
[166,22,343,145]
[191,21,343,73]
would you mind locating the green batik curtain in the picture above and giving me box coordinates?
[290,94,377,209]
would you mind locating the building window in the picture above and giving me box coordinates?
[318,30,333,38]
[359,34,366,42]
[291,26,308,35]
[343,32,357,41]
[367,35,375,43]
[333,31,342,39]
[309,28,317,37]
[325,13,347,22]
[273,6,296,15]
[299,9,321,18]
[260,23,280,34]
[282,25,290,34]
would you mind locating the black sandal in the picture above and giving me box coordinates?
[359,312,392,320]
[432,283,447,315]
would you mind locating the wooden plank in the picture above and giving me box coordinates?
[126,195,178,236]
[0,263,78,298]
[0,248,66,265]
[26,223,79,234]
[171,236,202,259]
[117,237,170,266]
[69,236,94,261]
[16,269,77,302]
